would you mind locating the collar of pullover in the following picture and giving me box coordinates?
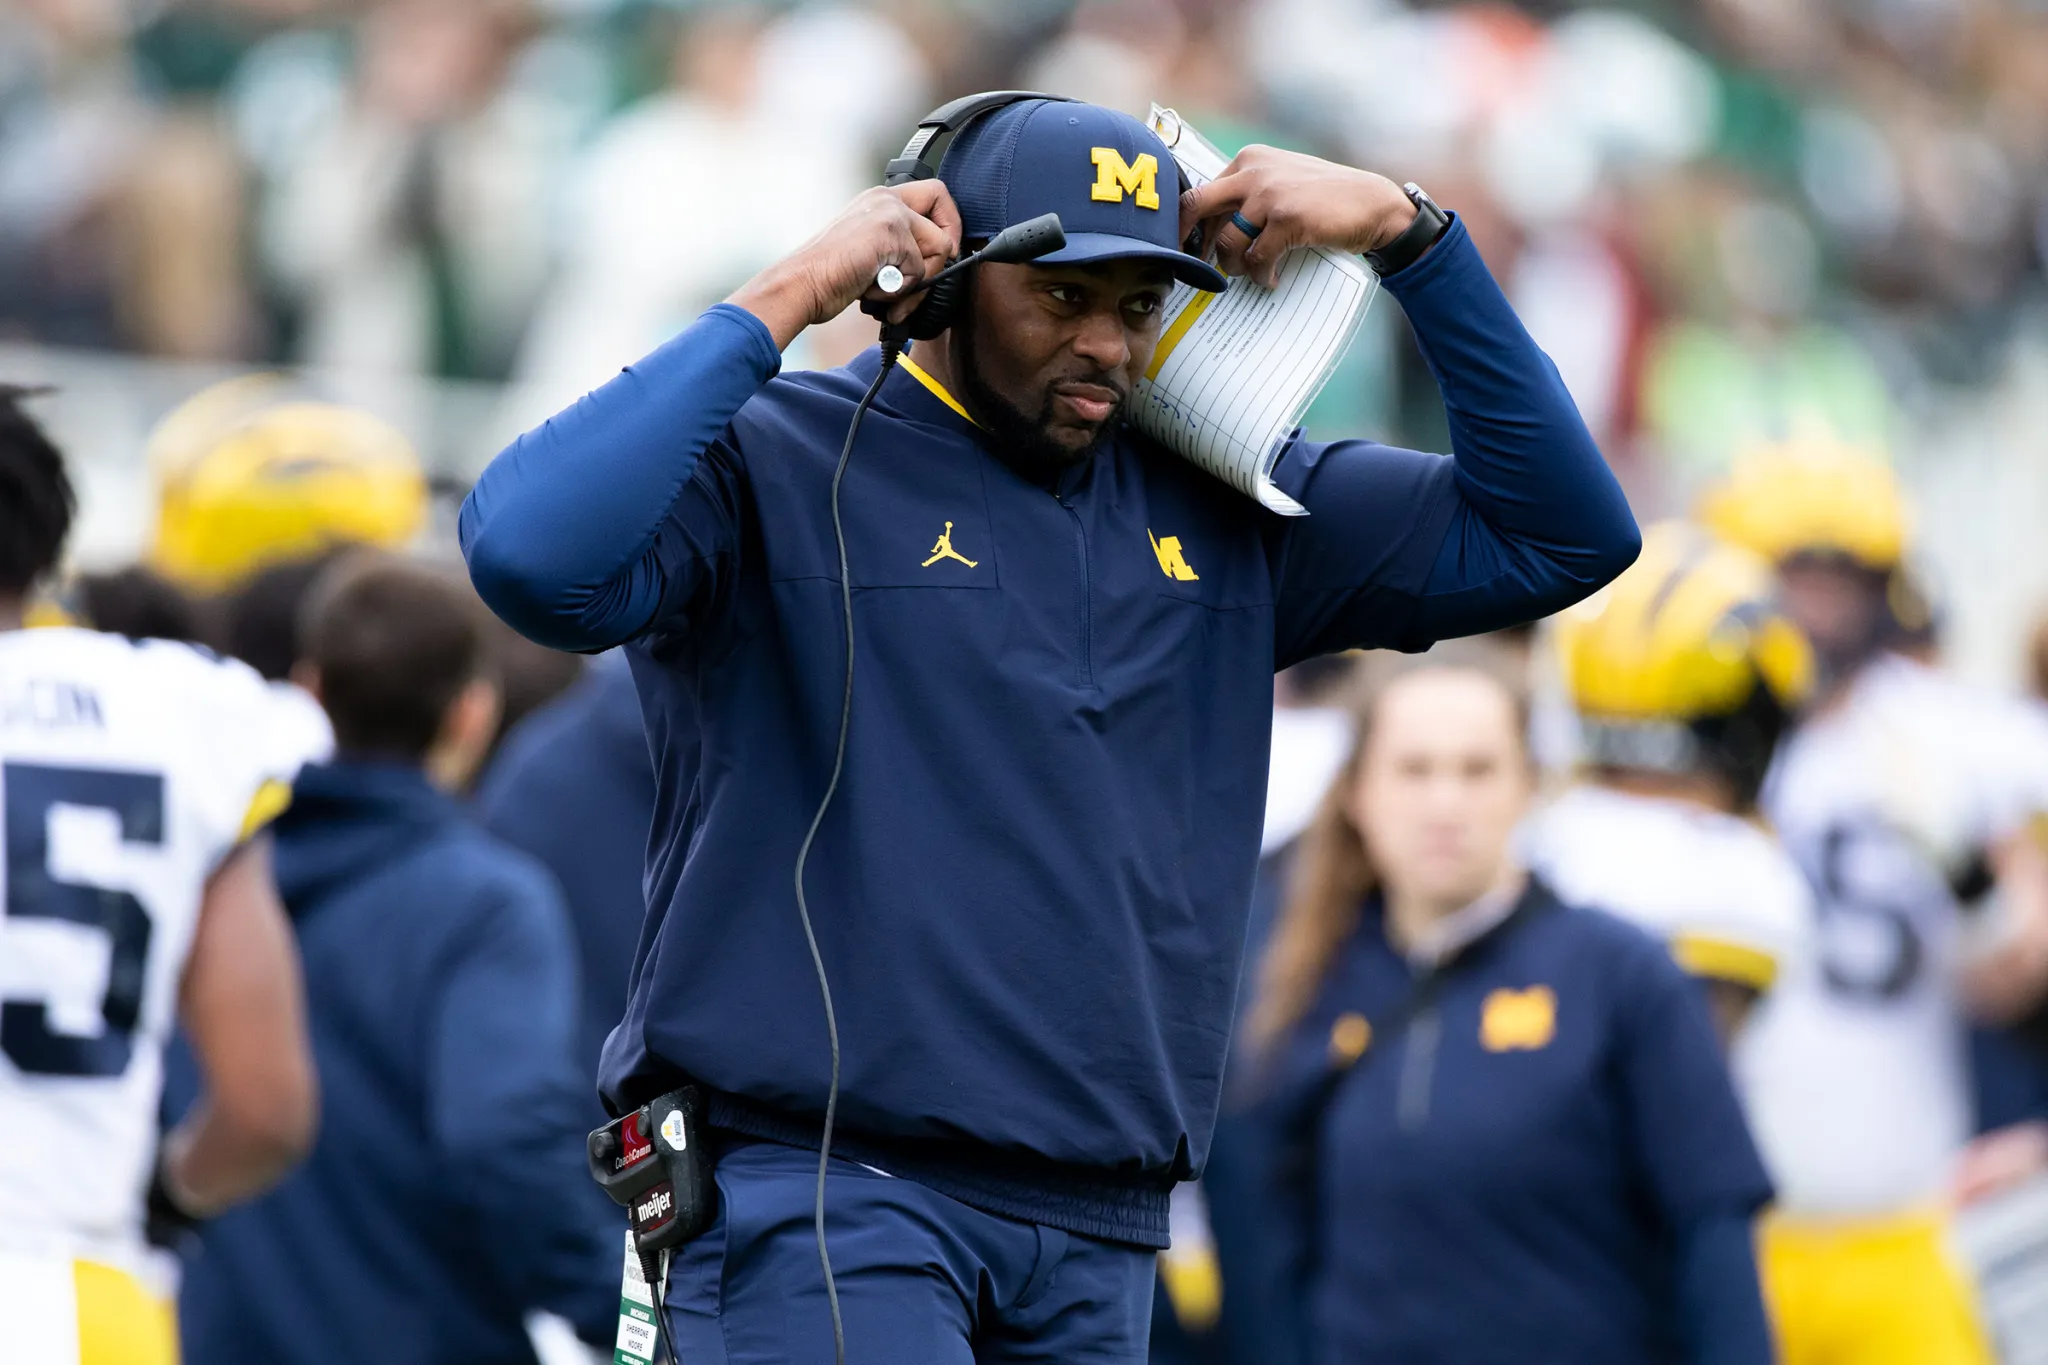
[852,345,1106,499]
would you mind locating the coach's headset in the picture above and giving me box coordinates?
[857,90,1075,342]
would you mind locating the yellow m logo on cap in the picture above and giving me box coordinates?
[1091,148,1161,211]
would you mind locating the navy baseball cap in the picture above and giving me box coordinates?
[941,100,1228,293]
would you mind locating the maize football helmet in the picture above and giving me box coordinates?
[1559,520,1816,807]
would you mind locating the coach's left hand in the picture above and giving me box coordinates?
[1179,146,1422,289]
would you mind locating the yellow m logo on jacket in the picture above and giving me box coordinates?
[1149,530,1199,581]
[1480,986,1557,1052]
[1091,148,1161,211]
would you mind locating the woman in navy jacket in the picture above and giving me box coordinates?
[1240,643,1777,1365]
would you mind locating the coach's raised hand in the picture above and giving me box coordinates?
[1179,145,1421,289]
[727,182,963,350]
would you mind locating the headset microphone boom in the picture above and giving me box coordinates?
[862,211,1066,343]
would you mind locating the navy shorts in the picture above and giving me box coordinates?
[660,1141,1156,1364]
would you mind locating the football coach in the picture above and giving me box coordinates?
[462,95,1639,1363]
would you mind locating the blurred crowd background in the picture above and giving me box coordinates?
[9,0,2048,685]
[16,1,2048,1363]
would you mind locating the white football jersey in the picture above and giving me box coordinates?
[0,628,316,1271]
[1523,783,1813,993]
[1740,655,2048,1216]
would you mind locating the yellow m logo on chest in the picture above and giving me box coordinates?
[1480,986,1557,1052]
[1091,148,1161,211]
[1149,530,1199,581]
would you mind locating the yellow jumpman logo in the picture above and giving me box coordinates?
[922,521,978,569]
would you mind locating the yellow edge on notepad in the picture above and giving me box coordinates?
[1144,288,1219,383]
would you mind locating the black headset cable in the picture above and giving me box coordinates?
[792,328,904,1365]
[638,1246,682,1365]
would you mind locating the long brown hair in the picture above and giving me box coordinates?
[1243,641,1531,1058]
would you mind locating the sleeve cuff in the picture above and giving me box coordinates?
[700,301,785,381]
[1376,214,1482,306]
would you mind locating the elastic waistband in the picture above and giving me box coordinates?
[705,1091,1172,1250]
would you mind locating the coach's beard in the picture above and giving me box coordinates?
[953,321,1124,486]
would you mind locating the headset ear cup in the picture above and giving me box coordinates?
[907,272,966,341]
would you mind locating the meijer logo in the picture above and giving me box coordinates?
[636,1188,674,1224]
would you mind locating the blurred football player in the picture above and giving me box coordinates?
[1526,520,1817,1046]
[147,378,577,775]
[144,376,432,768]
[145,375,427,596]
[1701,437,2048,1365]
[0,386,319,1363]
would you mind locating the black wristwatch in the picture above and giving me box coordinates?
[1365,183,1451,277]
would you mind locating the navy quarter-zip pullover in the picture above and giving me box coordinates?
[1261,881,1774,1365]
[461,218,1639,1247]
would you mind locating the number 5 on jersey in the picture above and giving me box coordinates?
[2,763,161,1078]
